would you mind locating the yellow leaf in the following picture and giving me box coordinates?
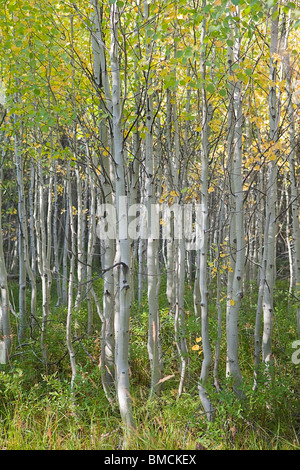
[230,299,235,306]
[196,337,202,343]
[170,190,179,197]
[208,187,214,193]
[192,344,200,351]
[215,40,223,48]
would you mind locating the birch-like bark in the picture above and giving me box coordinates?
[226,6,244,395]
[166,88,175,308]
[262,6,279,365]
[90,0,115,398]
[74,162,84,312]
[14,122,27,342]
[197,3,213,418]
[283,11,300,335]
[53,160,62,306]
[36,152,52,364]
[143,0,162,398]
[110,3,135,432]
[14,116,36,342]
[66,161,77,390]
[213,201,224,392]
[62,175,69,305]
[0,168,11,364]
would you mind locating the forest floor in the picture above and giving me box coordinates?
[0,279,299,450]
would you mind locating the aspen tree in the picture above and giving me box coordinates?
[0,168,11,364]
[14,113,36,343]
[226,4,244,395]
[262,5,280,366]
[283,10,300,335]
[52,159,62,307]
[110,2,135,433]
[36,152,52,364]
[197,1,213,418]
[66,160,77,391]
[90,0,115,398]
[143,0,163,398]
[14,118,27,342]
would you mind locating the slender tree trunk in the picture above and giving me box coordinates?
[262,6,279,366]
[0,168,11,364]
[226,6,244,396]
[90,0,116,399]
[143,0,162,398]
[66,161,77,390]
[197,3,213,418]
[110,3,135,434]
[283,11,300,335]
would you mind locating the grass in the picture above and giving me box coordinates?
[0,278,299,450]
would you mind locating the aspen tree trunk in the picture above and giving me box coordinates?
[143,0,162,398]
[62,175,69,305]
[214,201,224,392]
[29,157,37,324]
[110,3,135,432]
[0,168,11,364]
[166,88,175,308]
[86,157,96,335]
[36,155,51,364]
[284,11,300,335]
[14,117,36,342]
[75,162,84,312]
[66,161,77,390]
[173,90,188,399]
[226,7,244,395]
[14,122,27,342]
[100,147,116,399]
[53,160,62,306]
[197,4,213,418]
[262,6,279,365]
[90,0,115,398]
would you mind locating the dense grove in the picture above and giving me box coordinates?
[0,0,299,449]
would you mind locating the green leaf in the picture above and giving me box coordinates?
[206,83,215,93]
[176,50,184,59]
[184,46,194,58]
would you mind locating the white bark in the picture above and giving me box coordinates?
[0,168,11,364]
[197,4,213,417]
[90,0,115,398]
[66,161,77,390]
[144,0,162,398]
[110,4,135,433]
[283,11,300,335]
[262,7,279,365]
[226,6,244,395]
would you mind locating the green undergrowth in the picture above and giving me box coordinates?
[0,278,299,450]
